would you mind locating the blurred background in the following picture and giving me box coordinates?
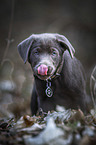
[0,0,96,118]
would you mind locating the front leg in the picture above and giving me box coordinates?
[38,97,56,113]
[31,84,38,115]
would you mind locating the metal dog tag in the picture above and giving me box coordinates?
[45,79,53,97]
[45,86,53,97]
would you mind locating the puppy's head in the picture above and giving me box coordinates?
[18,33,75,80]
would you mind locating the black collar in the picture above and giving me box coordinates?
[46,53,64,81]
[45,53,64,97]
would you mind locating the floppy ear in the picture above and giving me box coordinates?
[17,35,34,63]
[55,34,75,58]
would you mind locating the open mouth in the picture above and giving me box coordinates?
[33,64,56,80]
[38,64,48,76]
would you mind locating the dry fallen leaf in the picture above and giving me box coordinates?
[23,115,36,127]
[68,109,85,123]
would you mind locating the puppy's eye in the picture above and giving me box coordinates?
[52,51,57,56]
[34,50,39,56]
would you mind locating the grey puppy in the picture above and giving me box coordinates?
[18,33,91,115]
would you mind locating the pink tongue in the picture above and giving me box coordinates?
[38,64,48,76]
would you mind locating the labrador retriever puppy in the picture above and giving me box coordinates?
[18,33,91,115]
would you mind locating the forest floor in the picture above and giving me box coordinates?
[0,108,96,145]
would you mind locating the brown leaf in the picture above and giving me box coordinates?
[23,115,36,127]
[68,109,85,123]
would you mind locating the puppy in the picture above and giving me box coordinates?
[18,33,91,115]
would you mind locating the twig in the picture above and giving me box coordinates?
[1,0,15,66]
[90,66,96,109]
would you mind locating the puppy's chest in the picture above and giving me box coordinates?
[51,79,67,98]
[51,81,75,107]
[37,78,69,99]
